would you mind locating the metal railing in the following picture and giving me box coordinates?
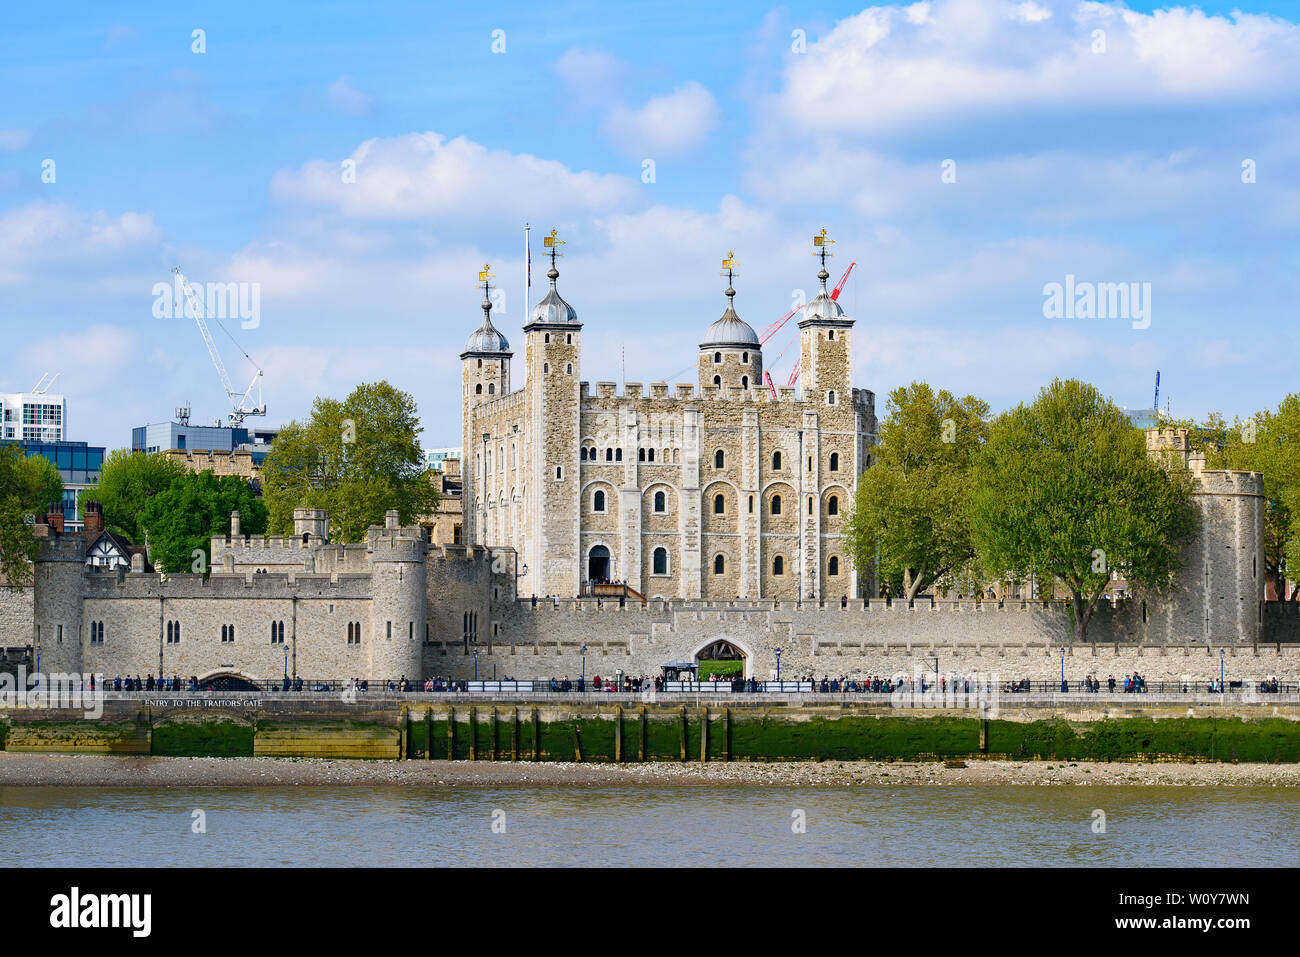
[83,676,1299,698]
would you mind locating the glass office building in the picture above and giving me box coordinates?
[2,439,104,531]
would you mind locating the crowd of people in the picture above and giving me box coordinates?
[84,671,1293,695]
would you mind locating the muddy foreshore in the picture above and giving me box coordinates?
[0,753,1298,787]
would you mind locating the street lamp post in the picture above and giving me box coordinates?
[775,646,782,683]
[581,644,588,687]
[1219,648,1225,694]
[1060,646,1066,691]
[283,644,289,683]
[473,648,480,680]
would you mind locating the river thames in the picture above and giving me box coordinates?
[3,784,1297,867]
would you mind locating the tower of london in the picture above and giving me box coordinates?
[461,231,878,601]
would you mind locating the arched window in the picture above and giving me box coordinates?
[653,547,668,575]
[742,351,749,363]
[475,384,482,394]
[654,490,665,512]
[713,494,725,514]
[566,333,572,344]
[808,496,814,515]
[827,390,836,405]
[544,333,551,343]
[639,448,645,461]
[713,375,721,387]
[741,376,748,389]
[773,555,784,575]
[580,447,588,461]
[772,450,782,469]
[543,362,550,374]
[828,330,835,341]
[829,452,839,471]
[771,494,782,515]
[605,448,613,461]
[713,554,725,575]
[714,449,724,468]
[566,363,572,374]
[829,556,840,576]
[616,449,622,461]
[648,448,655,462]
[593,490,606,512]
[488,383,495,394]
[714,352,722,364]
[828,495,839,515]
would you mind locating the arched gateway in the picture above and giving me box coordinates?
[695,639,747,680]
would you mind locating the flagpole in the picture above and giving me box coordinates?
[524,222,530,323]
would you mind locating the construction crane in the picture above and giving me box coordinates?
[786,261,856,387]
[172,267,266,426]
[1153,370,1160,411]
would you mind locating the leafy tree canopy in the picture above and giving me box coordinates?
[968,378,1196,642]
[139,471,268,574]
[0,444,63,589]
[86,448,188,543]
[260,380,438,542]
[844,382,989,600]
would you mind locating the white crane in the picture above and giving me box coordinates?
[172,267,266,426]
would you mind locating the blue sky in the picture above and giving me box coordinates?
[2,0,1298,448]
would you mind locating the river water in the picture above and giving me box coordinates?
[2,785,1296,867]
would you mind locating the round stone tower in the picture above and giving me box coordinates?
[366,509,427,682]
[32,529,86,679]
[1146,428,1267,644]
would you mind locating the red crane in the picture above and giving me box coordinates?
[786,262,856,387]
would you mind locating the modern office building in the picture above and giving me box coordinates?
[132,419,278,466]
[2,439,104,532]
[425,447,461,471]
[0,390,68,442]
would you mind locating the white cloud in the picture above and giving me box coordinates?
[768,0,1300,136]
[0,202,160,285]
[553,48,626,109]
[21,324,138,392]
[327,76,373,115]
[270,132,638,222]
[0,129,30,151]
[603,82,721,157]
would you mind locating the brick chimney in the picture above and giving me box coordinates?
[45,504,64,534]
[83,500,103,534]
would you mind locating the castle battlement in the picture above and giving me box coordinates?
[81,569,375,599]
[1195,469,1265,495]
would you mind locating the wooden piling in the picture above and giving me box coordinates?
[700,706,709,762]
[679,706,688,761]
[531,706,540,761]
[469,706,477,761]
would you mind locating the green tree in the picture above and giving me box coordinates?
[260,380,438,542]
[86,448,188,543]
[968,378,1197,642]
[0,444,63,589]
[138,471,268,574]
[844,382,990,600]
